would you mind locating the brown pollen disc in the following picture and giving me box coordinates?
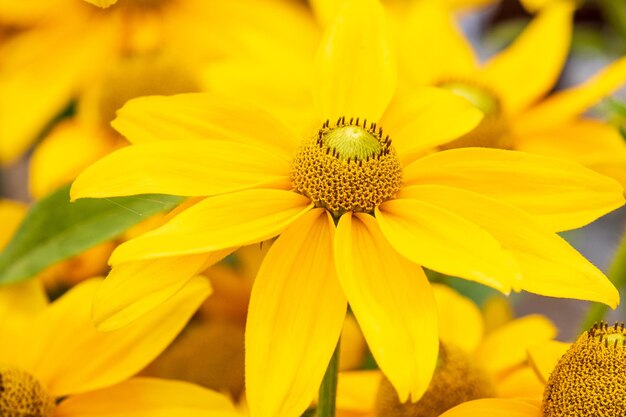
[290,117,402,218]
[374,343,495,417]
[543,322,626,416]
[0,366,55,417]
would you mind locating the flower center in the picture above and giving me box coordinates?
[290,117,403,218]
[437,80,511,150]
[0,366,55,417]
[374,343,495,417]
[543,322,626,417]
[80,51,199,131]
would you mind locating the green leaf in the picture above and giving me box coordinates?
[0,185,183,285]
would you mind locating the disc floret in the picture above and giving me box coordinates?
[543,321,626,416]
[0,366,55,417]
[291,117,402,218]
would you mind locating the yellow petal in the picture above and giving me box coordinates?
[515,56,626,133]
[497,366,546,398]
[403,147,625,232]
[0,15,118,163]
[398,1,477,86]
[0,280,48,364]
[93,252,228,331]
[431,284,484,353]
[82,0,117,7]
[527,340,570,384]
[27,276,210,396]
[201,60,317,137]
[112,93,300,160]
[336,371,382,413]
[29,121,118,198]
[474,315,556,377]
[376,199,517,293]
[70,140,291,200]
[515,119,626,189]
[335,213,438,402]
[110,189,312,263]
[401,185,620,307]
[381,87,483,165]
[479,0,574,115]
[246,209,347,417]
[481,295,514,334]
[54,377,240,417]
[314,0,396,123]
[439,398,542,417]
[0,199,26,250]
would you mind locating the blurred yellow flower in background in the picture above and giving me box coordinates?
[0,0,317,164]
[0,274,245,417]
[438,322,626,417]
[71,1,624,416]
[335,284,555,417]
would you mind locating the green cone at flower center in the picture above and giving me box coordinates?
[290,117,402,217]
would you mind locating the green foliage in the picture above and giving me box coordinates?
[0,185,183,285]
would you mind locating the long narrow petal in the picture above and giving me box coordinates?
[479,0,574,115]
[431,284,484,354]
[93,251,230,331]
[515,119,626,188]
[403,147,624,232]
[401,185,620,307]
[376,199,518,293]
[54,377,240,417]
[27,277,210,396]
[246,209,347,417]
[398,1,477,86]
[527,340,570,383]
[380,87,483,165]
[439,398,542,417]
[515,56,626,133]
[110,190,312,264]
[70,140,291,200]
[335,213,438,402]
[314,0,396,123]
[473,315,557,376]
[112,93,301,160]
[0,281,48,364]
[29,121,118,198]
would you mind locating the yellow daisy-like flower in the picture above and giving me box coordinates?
[72,0,623,415]
[0,275,245,417]
[206,0,626,191]
[335,284,554,417]
[0,0,317,164]
[395,0,626,187]
[438,322,626,416]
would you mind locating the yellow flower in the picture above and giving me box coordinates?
[0,0,316,164]
[206,0,626,191]
[395,0,626,188]
[72,0,623,415]
[438,322,626,416]
[335,284,554,417]
[0,275,244,417]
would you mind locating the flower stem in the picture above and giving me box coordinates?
[316,338,341,417]
[580,226,626,332]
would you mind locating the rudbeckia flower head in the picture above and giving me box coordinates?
[71,0,623,415]
[543,322,626,416]
[439,321,626,416]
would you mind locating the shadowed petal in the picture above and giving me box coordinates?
[246,209,347,417]
[335,213,438,402]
